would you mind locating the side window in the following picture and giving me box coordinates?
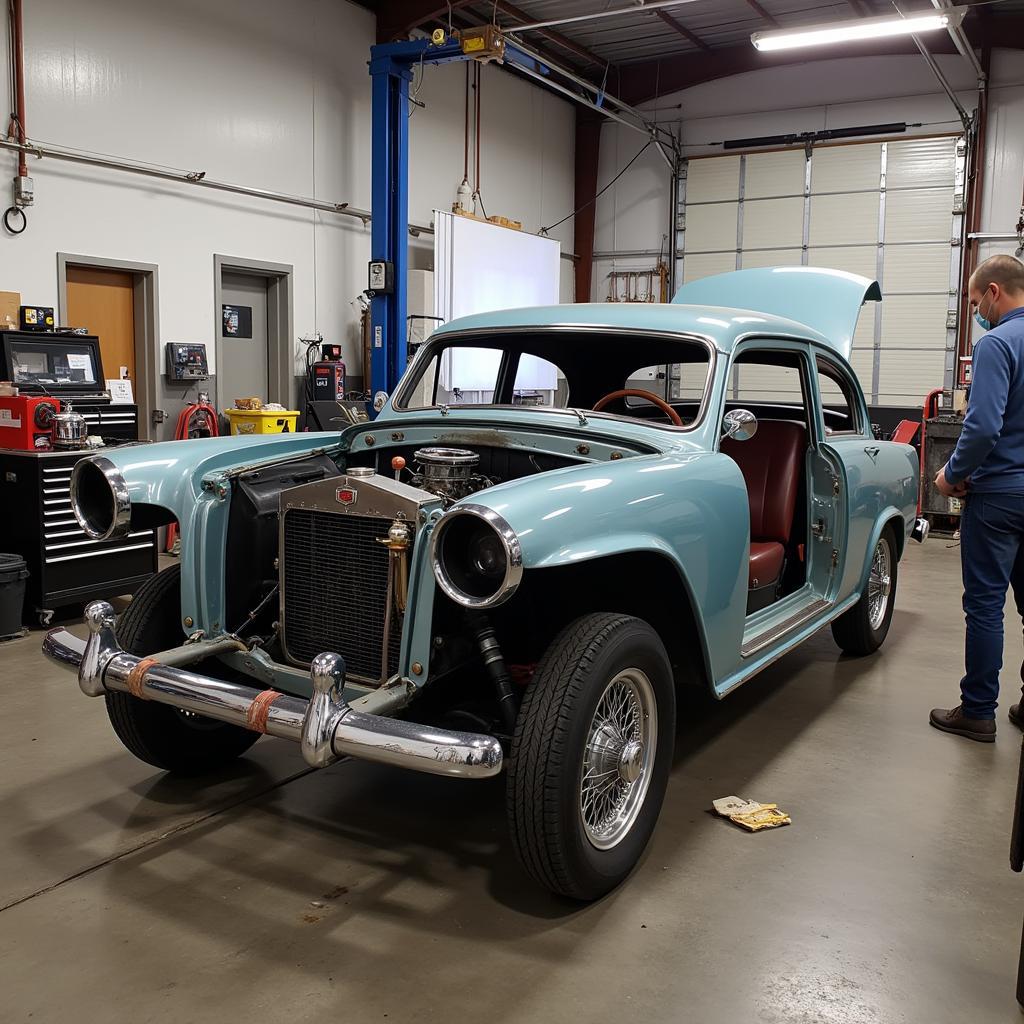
[815,357,862,436]
[731,352,807,412]
[405,346,503,408]
[511,354,567,408]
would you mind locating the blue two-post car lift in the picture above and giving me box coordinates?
[366,34,674,410]
[367,35,541,407]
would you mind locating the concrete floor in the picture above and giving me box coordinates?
[1,542,1022,1022]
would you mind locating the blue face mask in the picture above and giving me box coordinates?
[974,291,997,332]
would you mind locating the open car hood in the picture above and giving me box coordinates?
[672,267,881,362]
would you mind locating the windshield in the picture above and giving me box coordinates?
[396,330,714,430]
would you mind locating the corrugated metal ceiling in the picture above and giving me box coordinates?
[475,0,1018,66]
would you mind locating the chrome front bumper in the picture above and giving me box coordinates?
[43,601,503,779]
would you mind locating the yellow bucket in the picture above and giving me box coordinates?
[225,409,300,435]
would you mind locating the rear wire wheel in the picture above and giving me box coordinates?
[831,528,898,656]
[104,564,261,775]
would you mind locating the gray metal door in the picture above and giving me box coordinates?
[220,271,269,404]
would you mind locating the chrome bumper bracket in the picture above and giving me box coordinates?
[44,601,503,779]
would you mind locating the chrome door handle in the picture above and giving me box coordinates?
[864,446,880,458]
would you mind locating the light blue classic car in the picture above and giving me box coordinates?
[45,267,923,900]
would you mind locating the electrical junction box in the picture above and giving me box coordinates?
[165,342,209,382]
[460,25,505,61]
[13,175,33,207]
[368,260,394,294]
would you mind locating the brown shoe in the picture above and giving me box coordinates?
[1010,704,1024,730]
[929,705,996,742]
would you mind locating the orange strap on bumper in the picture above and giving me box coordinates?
[126,657,159,700]
[246,689,281,734]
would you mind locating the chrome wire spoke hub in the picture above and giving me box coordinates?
[579,669,657,850]
[867,538,892,630]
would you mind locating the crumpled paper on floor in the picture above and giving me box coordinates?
[712,794,791,832]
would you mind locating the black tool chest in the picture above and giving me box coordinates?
[0,447,157,624]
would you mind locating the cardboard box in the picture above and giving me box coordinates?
[0,291,20,331]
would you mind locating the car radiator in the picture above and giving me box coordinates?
[281,507,407,681]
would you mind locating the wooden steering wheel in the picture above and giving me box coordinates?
[592,388,683,427]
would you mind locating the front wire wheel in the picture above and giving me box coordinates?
[507,613,675,901]
[579,669,657,851]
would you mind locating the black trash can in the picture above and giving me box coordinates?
[0,554,28,638]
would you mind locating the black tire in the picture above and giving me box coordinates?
[831,527,899,656]
[507,613,675,901]
[105,564,260,775]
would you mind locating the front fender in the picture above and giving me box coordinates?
[463,451,751,685]
[104,433,342,525]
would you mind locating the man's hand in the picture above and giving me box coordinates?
[935,466,968,498]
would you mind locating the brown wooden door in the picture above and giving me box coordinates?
[65,267,135,384]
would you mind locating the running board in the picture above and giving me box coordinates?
[740,598,833,658]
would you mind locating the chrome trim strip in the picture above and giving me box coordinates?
[43,604,503,779]
[740,597,832,658]
[45,541,153,564]
[70,455,131,541]
[430,502,523,610]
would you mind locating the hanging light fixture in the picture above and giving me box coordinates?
[751,7,966,52]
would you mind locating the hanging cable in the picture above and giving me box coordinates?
[540,139,653,235]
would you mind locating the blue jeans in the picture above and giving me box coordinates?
[960,492,1024,718]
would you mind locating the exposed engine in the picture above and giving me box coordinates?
[408,446,495,506]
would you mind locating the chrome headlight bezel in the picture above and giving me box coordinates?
[70,456,131,541]
[430,503,523,609]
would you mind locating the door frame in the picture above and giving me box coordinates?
[214,255,294,411]
[56,253,159,441]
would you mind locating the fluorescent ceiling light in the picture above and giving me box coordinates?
[751,7,966,52]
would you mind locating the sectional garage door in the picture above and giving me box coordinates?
[680,135,965,407]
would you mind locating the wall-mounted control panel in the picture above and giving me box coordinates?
[165,342,209,382]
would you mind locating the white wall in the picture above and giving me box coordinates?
[591,49,1024,303]
[0,0,575,428]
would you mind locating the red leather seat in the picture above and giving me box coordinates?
[722,421,806,590]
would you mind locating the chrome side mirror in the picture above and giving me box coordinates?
[722,409,758,442]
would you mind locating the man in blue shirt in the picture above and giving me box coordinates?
[931,254,1024,741]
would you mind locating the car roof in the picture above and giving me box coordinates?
[431,268,880,363]
[431,301,833,355]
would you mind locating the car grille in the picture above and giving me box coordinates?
[281,508,407,680]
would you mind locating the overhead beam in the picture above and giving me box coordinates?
[492,0,608,68]
[744,0,779,27]
[654,9,712,53]
[376,1,476,42]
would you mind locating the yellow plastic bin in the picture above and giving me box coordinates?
[225,409,300,435]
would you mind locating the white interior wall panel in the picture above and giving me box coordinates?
[741,249,802,270]
[683,202,739,253]
[808,192,880,246]
[807,246,877,280]
[811,144,883,192]
[0,0,576,438]
[744,150,805,199]
[682,251,737,284]
[742,197,804,250]
[685,156,741,202]
[680,133,961,408]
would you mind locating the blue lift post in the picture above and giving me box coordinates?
[367,36,577,411]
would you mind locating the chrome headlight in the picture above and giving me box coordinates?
[430,503,522,609]
[70,456,131,540]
